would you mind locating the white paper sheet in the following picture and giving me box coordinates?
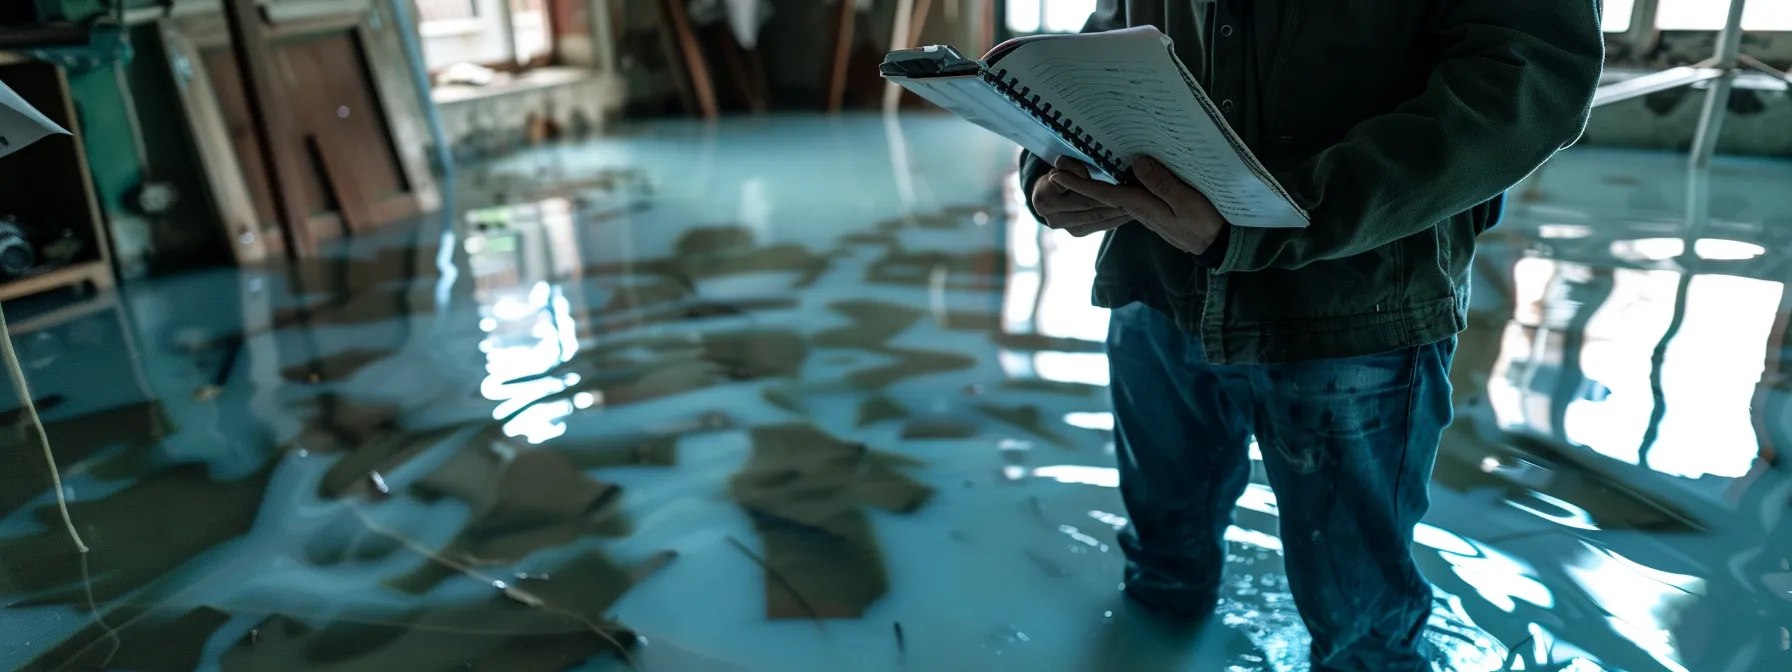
[0,78,70,160]
[885,73,1120,184]
[990,27,1308,229]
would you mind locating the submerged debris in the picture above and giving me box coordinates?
[367,471,391,498]
[894,621,906,656]
[249,629,259,645]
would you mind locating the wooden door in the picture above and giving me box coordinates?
[200,28,419,245]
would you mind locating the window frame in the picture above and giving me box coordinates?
[414,0,555,74]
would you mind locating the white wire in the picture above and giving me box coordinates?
[0,302,87,553]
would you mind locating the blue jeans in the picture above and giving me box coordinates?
[1105,303,1456,672]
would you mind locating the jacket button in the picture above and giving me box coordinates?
[1220,25,1234,37]
[1220,99,1235,113]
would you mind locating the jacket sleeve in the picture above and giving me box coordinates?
[1018,0,1131,217]
[1217,0,1605,274]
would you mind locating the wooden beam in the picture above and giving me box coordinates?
[219,0,314,258]
[660,0,717,120]
[825,0,856,112]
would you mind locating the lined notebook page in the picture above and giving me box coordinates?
[886,74,1111,181]
[991,27,1308,229]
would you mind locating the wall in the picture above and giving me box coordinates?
[433,67,619,163]
[1587,30,1792,158]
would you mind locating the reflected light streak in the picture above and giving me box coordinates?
[1538,224,1593,239]
[1224,525,1283,553]
[1414,523,1553,612]
[1648,274,1780,480]
[1063,411,1114,430]
[1565,542,1700,672]
[1088,510,1128,530]
[1059,524,1104,549]
[1694,238,1765,260]
[1610,238,1685,262]
[1560,268,1678,465]
[1504,491,1601,531]
[1033,352,1109,386]
[1031,465,1118,487]
[475,272,582,443]
[1236,483,1278,516]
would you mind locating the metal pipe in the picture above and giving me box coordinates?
[1624,0,1662,56]
[1690,73,1734,169]
[1714,0,1750,66]
[1691,0,1749,168]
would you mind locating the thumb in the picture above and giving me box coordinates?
[1054,156,1093,179]
[1134,157,1190,207]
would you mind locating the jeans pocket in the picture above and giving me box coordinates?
[1256,348,1419,471]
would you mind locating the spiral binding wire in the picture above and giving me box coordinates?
[983,68,1129,181]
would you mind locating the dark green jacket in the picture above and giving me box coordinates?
[1020,0,1604,364]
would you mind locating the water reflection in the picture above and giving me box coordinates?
[465,200,585,444]
[5,120,1791,671]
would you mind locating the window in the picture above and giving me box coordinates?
[1006,0,1096,35]
[1607,0,1792,33]
[1656,0,1792,31]
[415,0,554,72]
[417,0,478,23]
[1604,0,1636,32]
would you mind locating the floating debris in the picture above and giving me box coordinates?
[191,385,223,402]
[514,572,551,581]
[893,621,907,656]
[248,629,259,645]
[368,471,390,497]
[856,394,909,427]
[498,581,546,607]
[1025,549,1071,577]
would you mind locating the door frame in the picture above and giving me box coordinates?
[158,2,439,264]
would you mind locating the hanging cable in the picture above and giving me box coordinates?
[0,303,87,553]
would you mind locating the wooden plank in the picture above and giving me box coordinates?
[220,0,316,258]
[8,290,116,335]
[825,0,855,112]
[908,0,934,46]
[309,133,375,232]
[356,19,438,214]
[49,66,116,287]
[660,0,717,119]
[0,261,110,303]
[162,21,270,265]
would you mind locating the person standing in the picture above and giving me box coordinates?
[1022,1,1604,670]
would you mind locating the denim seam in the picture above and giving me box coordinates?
[1391,344,1423,572]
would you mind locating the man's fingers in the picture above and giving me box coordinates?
[1052,170,1171,221]
[1051,170,1132,207]
[1034,184,1114,215]
[1054,157,1093,180]
[1065,215,1131,238]
[1045,206,1129,228]
[1053,157,1094,179]
[1133,157,1201,215]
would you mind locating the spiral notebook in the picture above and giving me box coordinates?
[880,26,1308,229]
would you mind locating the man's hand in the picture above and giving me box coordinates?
[1031,158,1133,237]
[1050,156,1226,257]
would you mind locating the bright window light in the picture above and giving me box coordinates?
[1006,0,1041,34]
[1008,0,1094,34]
[1605,0,1636,32]
[1657,0,1792,31]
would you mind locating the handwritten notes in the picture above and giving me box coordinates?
[992,27,1306,228]
[888,74,1114,183]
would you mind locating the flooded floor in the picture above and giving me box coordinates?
[2,115,1791,672]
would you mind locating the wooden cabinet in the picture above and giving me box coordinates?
[0,56,117,304]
